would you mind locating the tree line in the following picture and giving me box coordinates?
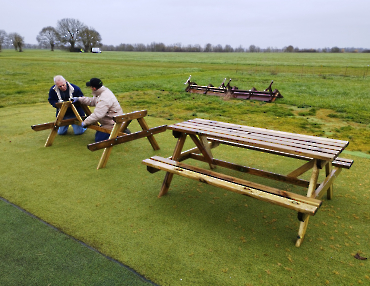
[1,18,369,53]
[0,18,101,52]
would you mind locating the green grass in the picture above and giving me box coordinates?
[0,198,154,286]
[1,50,370,152]
[1,50,370,285]
[1,103,369,286]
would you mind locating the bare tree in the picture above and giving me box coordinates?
[79,27,102,52]
[56,18,86,51]
[0,30,7,52]
[249,45,257,52]
[204,43,212,52]
[8,33,24,52]
[284,45,294,52]
[36,26,59,51]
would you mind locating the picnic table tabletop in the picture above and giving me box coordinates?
[167,118,349,161]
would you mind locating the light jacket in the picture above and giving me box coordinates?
[78,86,123,129]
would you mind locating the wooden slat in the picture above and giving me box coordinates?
[177,121,346,154]
[142,156,321,214]
[148,156,321,208]
[169,124,338,161]
[113,110,148,123]
[193,118,348,146]
[188,153,312,189]
[87,125,167,151]
[207,138,353,169]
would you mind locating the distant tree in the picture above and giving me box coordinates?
[36,26,59,51]
[56,18,86,51]
[204,43,212,52]
[134,43,147,51]
[0,30,7,52]
[224,45,234,52]
[213,44,223,52]
[79,27,102,52]
[234,45,245,52]
[284,45,294,52]
[331,46,340,53]
[8,32,24,52]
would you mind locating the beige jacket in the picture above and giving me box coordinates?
[79,86,123,129]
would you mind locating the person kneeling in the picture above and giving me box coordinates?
[73,78,130,142]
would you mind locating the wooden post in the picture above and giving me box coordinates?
[45,102,69,147]
[296,159,320,247]
[96,122,123,170]
[326,162,333,200]
[158,133,187,197]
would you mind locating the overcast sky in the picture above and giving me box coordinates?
[1,0,369,49]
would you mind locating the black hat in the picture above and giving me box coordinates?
[86,78,103,88]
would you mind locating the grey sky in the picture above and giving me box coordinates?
[1,0,369,49]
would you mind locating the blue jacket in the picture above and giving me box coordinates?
[48,82,85,118]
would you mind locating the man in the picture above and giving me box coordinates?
[48,75,86,135]
[74,78,129,142]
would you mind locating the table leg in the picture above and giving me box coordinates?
[296,159,320,247]
[45,102,68,147]
[296,216,310,247]
[97,122,122,169]
[189,134,215,169]
[326,162,333,200]
[158,133,187,197]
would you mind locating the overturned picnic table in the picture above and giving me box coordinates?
[31,101,166,169]
[184,75,283,102]
[142,118,353,247]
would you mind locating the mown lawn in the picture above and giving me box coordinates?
[0,50,369,285]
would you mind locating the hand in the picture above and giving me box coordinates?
[81,121,85,127]
[72,97,79,103]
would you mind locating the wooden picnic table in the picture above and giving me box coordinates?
[32,102,166,169]
[142,118,353,247]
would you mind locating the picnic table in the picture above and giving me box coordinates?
[142,118,353,247]
[32,101,166,169]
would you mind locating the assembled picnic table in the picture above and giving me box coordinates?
[142,118,353,247]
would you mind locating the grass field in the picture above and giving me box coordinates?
[0,50,369,285]
[1,49,370,152]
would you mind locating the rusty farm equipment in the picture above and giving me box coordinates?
[184,76,283,102]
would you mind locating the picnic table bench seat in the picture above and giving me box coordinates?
[142,118,353,247]
[143,156,322,217]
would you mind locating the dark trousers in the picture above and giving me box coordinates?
[94,129,131,142]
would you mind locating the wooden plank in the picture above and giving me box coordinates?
[314,167,342,200]
[45,102,69,147]
[287,160,315,178]
[143,157,321,214]
[169,124,338,161]
[326,163,333,200]
[296,216,310,247]
[172,120,346,153]
[96,121,124,170]
[137,117,161,151]
[87,125,167,151]
[191,118,348,147]
[176,121,346,155]
[159,134,187,197]
[188,153,312,189]
[208,138,353,169]
[32,122,56,131]
[113,110,148,123]
[147,156,322,208]
[189,134,214,167]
